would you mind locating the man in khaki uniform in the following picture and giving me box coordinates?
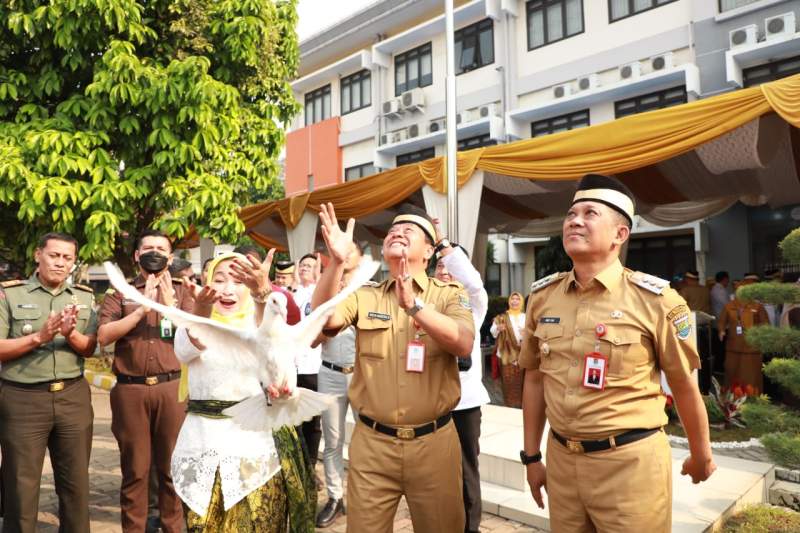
[679,270,711,314]
[519,175,716,532]
[312,205,475,533]
[718,274,769,393]
[0,232,98,532]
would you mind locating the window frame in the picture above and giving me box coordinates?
[614,86,687,119]
[743,55,800,88]
[396,147,435,167]
[394,42,433,96]
[340,69,371,115]
[608,0,680,23]
[304,84,331,126]
[344,162,376,181]
[455,18,495,75]
[457,134,498,151]
[526,0,585,51]
[531,109,590,137]
[717,0,763,13]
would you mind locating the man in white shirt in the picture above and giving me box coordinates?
[432,222,491,533]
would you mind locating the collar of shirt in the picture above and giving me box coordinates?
[564,259,624,294]
[383,269,429,293]
[26,273,69,296]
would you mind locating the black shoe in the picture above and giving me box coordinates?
[315,498,345,528]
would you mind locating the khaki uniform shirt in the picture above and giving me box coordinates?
[718,299,768,354]
[331,271,474,426]
[0,275,97,383]
[678,285,711,315]
[519,260,700,440]
[98,275,193,376]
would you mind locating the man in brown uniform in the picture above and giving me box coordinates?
[98,230,194,532]
[519,175,716,532]
[718,273,769,394]
[0,232,97,532]
[679,270,711,314]
[312,205,475,533]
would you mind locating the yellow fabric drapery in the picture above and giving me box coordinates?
[234,74,800,237]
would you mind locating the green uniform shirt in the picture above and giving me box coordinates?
[0,275,98,383]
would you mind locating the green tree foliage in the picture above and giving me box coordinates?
[536,236,572,279]
[0,0,300,272]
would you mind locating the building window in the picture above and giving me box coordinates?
[344,162,376,181]
[743,55,800,88]
[719,0,762,12]
[527,0,584,50]
[341,70,371,115]
[395,43,433,96]
[609,0,679,22]
[396,147,435,167]
[457,134,497,150]
[614,86,686,118]
[625,235,695,282]
[304,85,331,126]
[455,19,494,75]
[531,109,590,137]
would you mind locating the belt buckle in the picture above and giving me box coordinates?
[145,376,159,386]
[396,427,415,440]
[341,366,354,375]
[566,439,584,454]
[49,381,65,392]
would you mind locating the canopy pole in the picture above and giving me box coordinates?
[444,0,458,242]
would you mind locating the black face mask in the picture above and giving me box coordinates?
[138,251,169,274]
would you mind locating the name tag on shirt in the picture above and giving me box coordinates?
[540,317,560,324]
[582,352,608,391]
[406,340,425,373]
[368,312,391,321]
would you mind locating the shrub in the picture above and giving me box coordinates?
[722,504,800,533]
[760,432,800,470]
[764,358,800,398]
[704,394,726,424]
[741,397,800,435]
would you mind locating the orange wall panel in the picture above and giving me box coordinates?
[285,117,342,197]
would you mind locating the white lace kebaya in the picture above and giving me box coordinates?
[171,326,281,516]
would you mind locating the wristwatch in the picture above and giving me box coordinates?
[434,238,451,255]
[406,297,425,317]
[520,450,542,465]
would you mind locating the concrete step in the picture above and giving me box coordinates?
[769,479,800,511]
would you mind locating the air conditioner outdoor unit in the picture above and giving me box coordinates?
[765,12,797,40]
[619,61,641,80]
[407,123,421,138]
[576,73,599,92]
[729,24,758,48]
[380,133,389,145]
[650,52,673,72]
[428,118,446,133]
[400,88,425,111]
[459,108,479,124]
[382,99,402,118]
[477,102,501,119]
[552,83,572,98]
[390,129,408,144]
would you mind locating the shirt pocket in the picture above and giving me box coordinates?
[76,306,91,331]
[601,325,647,378]
[535,325,564,371]
[10,306,43,337]
[356,315,391,360]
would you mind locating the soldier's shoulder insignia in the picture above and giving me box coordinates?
[432,277,463,289]
[530,272,567,293]
[629,271,669,295]
[0,280,26,289]
[73,283,94,293]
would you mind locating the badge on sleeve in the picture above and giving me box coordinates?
[458,293,471,310]
[406,340,425,373]
[582,352,608,390]
[667,305,692,340]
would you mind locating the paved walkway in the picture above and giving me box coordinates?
[2,387,540,532]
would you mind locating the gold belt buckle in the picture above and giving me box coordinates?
[341,366,354,375]
[145,376,159,386]
[396,427,415,440]
[566,439,585,454]
[49,381,65,392]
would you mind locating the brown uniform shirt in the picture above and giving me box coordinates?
[98,276,194,376]
[331,271,474,426]
[519,260,700,440]
[718,299,768,354]
[678,285,711,314]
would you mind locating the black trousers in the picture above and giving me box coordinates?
[453,406,482,533]
[296,373,322,466]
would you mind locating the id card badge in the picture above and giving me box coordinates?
[160,317,174,339]
[736,325,743,335]
[582,352,608,391]
[406,340,425,373]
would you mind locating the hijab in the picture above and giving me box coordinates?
[507,291,524,316]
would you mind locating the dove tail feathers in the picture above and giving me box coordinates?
[222,388,335,433]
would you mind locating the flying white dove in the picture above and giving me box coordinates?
[103,257,380,432]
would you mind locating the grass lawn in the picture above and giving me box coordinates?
[721,504,800,532]
[665,422,759,442]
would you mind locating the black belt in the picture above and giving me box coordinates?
[359,413,451,440]
[552,427,659,454]
[321,360,354,374]
[116,371,181,386]
[0,376,83,392]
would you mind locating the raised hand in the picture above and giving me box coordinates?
[157,270,175,307]
[313,252,322,282]
[36,310,63,344]
[231,249,275,294]
[395,248,415,310]
[192,286,220,318]
[141,274,159,313]
[432,217,444,243]
[319,202,355,263]
[60,305,80,337]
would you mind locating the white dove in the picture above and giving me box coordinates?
[103,257,380,432]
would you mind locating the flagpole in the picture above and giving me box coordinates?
[444,0,459,243]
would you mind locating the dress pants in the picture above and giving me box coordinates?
[724,350,764,394]
[453,406,482,532]
[296,373,322,466]
[347,419,464,533]
[0,378,93,533]
[111,380,185,533]
[318,364,354,500]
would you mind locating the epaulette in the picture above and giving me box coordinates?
[431,277,464,289]
[362,281,379,287]
[530,272,567,293]
[0,280,26,289]
[73,283,94,293]
[628,271,669,295]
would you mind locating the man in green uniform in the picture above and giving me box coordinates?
[0,232,98,532]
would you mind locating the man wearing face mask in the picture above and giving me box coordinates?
[98,230,195,533]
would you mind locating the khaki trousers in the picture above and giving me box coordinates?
[546,430,672,533]
[724,350,763,394]
[0,378,93,533]
[111,380,185,533]
[346,419,465,533]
